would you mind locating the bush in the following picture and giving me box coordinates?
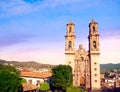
[40,82,50,91]
[21,78,27,83]
[67,85,80,92]
[67,85,86,92]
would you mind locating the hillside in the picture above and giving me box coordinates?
[100,63,120,71]
[0,59,120,71]
[0,59,55,70]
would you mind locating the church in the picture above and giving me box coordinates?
[65,19,101,91]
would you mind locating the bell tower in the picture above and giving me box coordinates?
[88,19,101,90]
[65,20,76,72]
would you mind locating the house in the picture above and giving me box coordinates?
[105,78,115,87]
[20,71,52,87]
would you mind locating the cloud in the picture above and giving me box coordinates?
[40,0,80,7]
[0,0,36,18]
[0,0,98,18]
[24,0,43,4]
[0,19,37,48]
[0,33,34,48]
[99,29,120,64]
[100,29,120,39]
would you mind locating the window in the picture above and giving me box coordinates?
[69,27,72,32]
[68,41,72,49]
[28,79,32,84]
[36,80,40,86]
[93,41,96,48]
[93,26,95,31]
[69,61,71,64]
[94,68,97,71]
[95,74,97,76]
[94,62,97,65]
[95,80,97,82]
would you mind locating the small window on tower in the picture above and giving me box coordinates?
[69,27,72,32]
[69,61,71,64]
[95,80,97,82]
[95,74,97,76]
[94,62,97,65]
[94,68,97,70]
[68,41,72,49]
[93,41,96,48]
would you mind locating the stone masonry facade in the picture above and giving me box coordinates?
[65,19,101,91]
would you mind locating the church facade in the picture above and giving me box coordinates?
[65,19,101,90]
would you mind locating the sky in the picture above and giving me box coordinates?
[0,0,120,65]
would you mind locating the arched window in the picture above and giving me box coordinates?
[93,26,95,31]
[93,41,96,48]
[69,27,72,32]
[68,41,72,49]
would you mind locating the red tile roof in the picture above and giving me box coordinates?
[20,69,30,72]
[21,71,52,78]
[22,83,38,91]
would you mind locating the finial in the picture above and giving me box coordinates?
[67,19,74,25]
[69,19,73,24]
[92,18,94,23]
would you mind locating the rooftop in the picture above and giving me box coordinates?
[22,83,38,91]
[21,71,52,78]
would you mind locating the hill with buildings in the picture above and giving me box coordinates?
[100,63,120,71]
[0,59,55,71]
[0,59,120,72]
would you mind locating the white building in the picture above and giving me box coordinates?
[21,71,52,87]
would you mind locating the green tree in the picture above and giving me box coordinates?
[51,65,73,91]
[21,78,27,83]
[67,85,86,92]
[0,64,22,92]
[40,82,50,92]
[0,64,20,75]
[67,85,80,92]
[104,72,109,77]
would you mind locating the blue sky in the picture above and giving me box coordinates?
[0,0,120,64]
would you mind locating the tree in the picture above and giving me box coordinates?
[67,85,80,92]
[0,64,20,75]
[40,82,50,92]
[0,64,22,92]
[51,65,73,91]
[104,72,109,77]
[67,85,86,92]
[21,78,27,83]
